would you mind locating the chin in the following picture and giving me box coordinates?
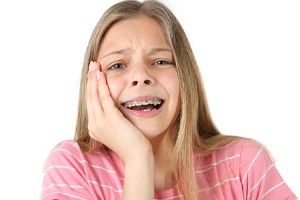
[136,124,170,139]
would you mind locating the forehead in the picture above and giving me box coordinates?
[98,15,170,56]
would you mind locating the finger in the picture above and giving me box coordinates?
[97,70,116,112]
[86,61,102,130]
[94,61,102,71]
[89,65,105,123]
[86,62,98,129]
[86,61,95,114]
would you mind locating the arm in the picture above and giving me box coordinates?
[86,61,154,200]
[122,144,154,200]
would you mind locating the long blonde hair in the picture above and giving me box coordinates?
[74,0,241,199]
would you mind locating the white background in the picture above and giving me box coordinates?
[0,0,299,199]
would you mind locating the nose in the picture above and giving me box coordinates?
[130,65,154,87]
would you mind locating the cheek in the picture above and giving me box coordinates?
[161,71,180,98]
[105,75,124,102]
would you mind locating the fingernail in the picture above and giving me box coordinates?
[96,70,101,80]
[88,61,93,72]
[89,61,98,72]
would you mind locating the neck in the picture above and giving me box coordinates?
[149,131,176,192]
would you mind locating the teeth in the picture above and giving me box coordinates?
[123,98,162,108]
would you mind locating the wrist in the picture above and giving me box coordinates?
[123,141,154,199]
[123,140,154,165]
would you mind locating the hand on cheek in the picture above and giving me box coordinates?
[86,61,152,163]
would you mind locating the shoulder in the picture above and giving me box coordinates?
[43,140,124,176]
[43,140,116,169]
[198,138,274,178]
[41,140,124,199]
[227,138,273,166]
[195,138,297,199]
[223,138,269,157]
[44,140,82,163]
[220,138,264,152]
[42,140,85,174]
[228,139,297,199]
[218,138,273,169]
[205,138,268,162]
[52,139,81,153]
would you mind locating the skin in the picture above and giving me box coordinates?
[86,15,181,199]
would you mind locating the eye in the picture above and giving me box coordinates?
[109,63,125,70]
[153,60,173,66]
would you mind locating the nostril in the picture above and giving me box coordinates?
[132,80,151,86]
[144,80,150,85]
[132,81,138,86]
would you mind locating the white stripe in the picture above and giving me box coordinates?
[44,165,75,174]
[242,147,263,183]
[72,142,79,147]
[154,177,240,200]
[42,191,89,200]
[53,148,85,163]
[89,164,117,173]
[195,154,241,173]
[198,177,240,192]
[247,163,275,198]
[65,141,110,159]
[87,180,123,193]
[44,163,121,179]
[42,183,85,191]
[154,194,183,200]
[261,181,285,200]
[69,141,109,159]
[94,151,113,159]
[54,148,119,174]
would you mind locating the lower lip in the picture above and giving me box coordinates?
[122,104,164,118]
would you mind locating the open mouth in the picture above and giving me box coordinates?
[122,98,164,112]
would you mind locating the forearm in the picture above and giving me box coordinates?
[122,144,154,200]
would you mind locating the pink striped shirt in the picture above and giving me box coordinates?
[40,139,297,199]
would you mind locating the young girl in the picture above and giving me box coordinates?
[40,0,297,199]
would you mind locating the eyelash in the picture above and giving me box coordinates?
[153,60,173,65]
[107,59,173,70]
[109,63,124,70]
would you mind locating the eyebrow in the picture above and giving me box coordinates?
[100,47,172,60]
[100,49,130,60]
[147,48,173,56]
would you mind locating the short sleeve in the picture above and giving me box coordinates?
[239,140,297,200]
[40,140,94,200]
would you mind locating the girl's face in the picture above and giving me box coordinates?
[97,15,180,140]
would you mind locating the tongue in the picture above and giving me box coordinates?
[131,105,155,111]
